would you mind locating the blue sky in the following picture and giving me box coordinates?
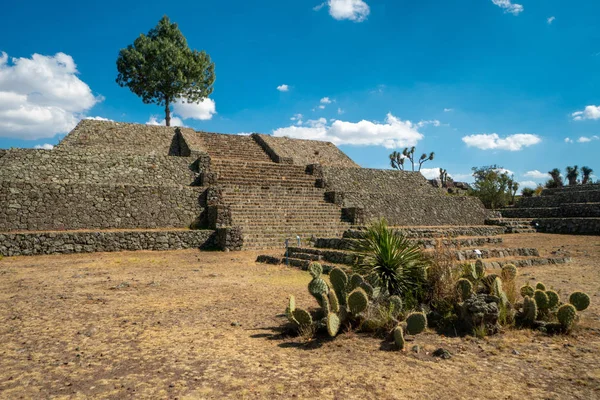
[1,0,599,186]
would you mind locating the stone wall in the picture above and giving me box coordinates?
[0,149,7,160]
[314,167,489,226]
[0,181,204,231]
[0,229,217,257]
[518,190,600,208]
[533,218,600,235]
[0,149,198,186]
[502,203,600,219]
[56,119,203,155]
[255,134,359,167]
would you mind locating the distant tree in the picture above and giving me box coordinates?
[439,168,448,186]
[545,168,563,188]
[116,16,215,126]
[470,165,512,209]
[521,187,535,197]
[581,166,594,184]
[565,165,579,186]
[509,179,519,204]
[389,147,434,172]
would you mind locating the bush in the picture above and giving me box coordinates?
[521,187,535,197]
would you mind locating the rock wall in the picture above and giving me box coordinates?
[519,190,600,208]
[0,181,204,231]
[315,167,489,226]
[533,218,600,235]
[0,229,217,257]
[502,203,600,218]
[0,149,198,186]
[255,134,359,167]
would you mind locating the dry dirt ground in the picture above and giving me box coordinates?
[1,233,599,399]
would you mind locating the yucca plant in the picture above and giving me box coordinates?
[352,219,429,303]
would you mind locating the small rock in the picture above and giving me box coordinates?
[231,321,241,327]
[411,345,420,354]
[512,349,520,355]
[432,348,452,360]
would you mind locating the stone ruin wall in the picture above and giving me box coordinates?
[315,166,490,226]
[254,134,359,167]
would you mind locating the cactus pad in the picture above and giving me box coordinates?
[557,303,577,331]
[329,267,348,304]
[326,313,340,337]
[545,290,560,309]
[535,282,546,291]
[308,262,323,278]
[523,295,537,323]
[520,284,535,298]
[393,326,405,350]
[308,277,329,306]
[328,289,340,313]
[347,288,369,315]
[359,281,374,298]
[456,278,473,301]
[533,290,550,310]
[501,264,518,281]
[475,259,486,279]
[388,295,403,318]
[349,274,365,291]
[569,292,590,311]
[405,312,427,335]
[292,308,312,327]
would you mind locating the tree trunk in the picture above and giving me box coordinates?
[165,99,171,127]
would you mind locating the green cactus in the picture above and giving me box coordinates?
[461,263,477,281]
[292,308,312,327]
[329,267,348,305]
[557,303,577,331]
[349,274,365,291]
[393,326,405,350]
[308,276,329,307]
[535,282,546,291]
[475,259,486,279]
[288,295,295,313]
[546,290,560,309]
[520,284,535,298]
[481,274,499,292]
[501,264,518,282]
[286,295,298,325]
[308,262,323,278]
[456,278,473,301]
[326,313,340,337]
[389,295,403,318]
[328,289,340,313]
[569,292,590,311]
[347,288,369,315]
[321,292,330,315]
[522,295,537,324]
[492,277,509,306]
[359,281,374,298]
[405,312,427,335]
[534,290,550,311]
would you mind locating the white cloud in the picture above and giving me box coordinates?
[277,84,289,92]
[318,105,326,109]
[565,137,573,143]
[146,116,184,127]
[172,98,216,120]
[462,133,541,151]
[0,52,101,139]
[420,168,443,180]
[34,143,54,150]
[577,135,599,143]
[85,116,113,121]
[416,120,441,128]
[524,170,548,179]
[327,0,370,22]
[572,105,600,121]
[320,97,332,104]
[272,113,424,148]
[337,107,344,115]
[443,108,454,112]
[313,2,326,11]
[496,168,514,176]
[491,0,523,15]
[547,16,555,24]
[452,173,475,182]
[519,180,538,189]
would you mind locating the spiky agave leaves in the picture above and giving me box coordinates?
[347,288,369,315]
[352,219,429,300]
[569,292,590,311]
[393,326,405,350]
[557,304,577,331]
[405,312,427,335]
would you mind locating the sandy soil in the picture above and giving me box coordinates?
[0,233,599,399]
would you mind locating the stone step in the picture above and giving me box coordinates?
[217,178,316,187]
[343,226,505,239]
[314,236,504,251]
[201,133,273,163]
[531,217,600,235]
[501,203,600,219]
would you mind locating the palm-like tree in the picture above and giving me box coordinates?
[546,168,563,188]
[565,165,579,186]
[582,166,594,184]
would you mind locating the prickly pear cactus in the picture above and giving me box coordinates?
[326,313,340,337]
[308,262,323,278]
[535,282,546,291]
[461,263,478,281]
[328,289,340,313]
[321,292,330,315]
[349,274,365,291]
[545,290,560,309]
[288,295,295,313]
[308,276,329,307]
[329,267,348,305]
[501,264,518,282]
[520,284,535,298]
[359,281,374,298]
[393,326,405,350]
[456,278,473,301]
[405,312,427,335]
[557,304,577,331]
[475,259,486,279]
[388,295,403,318]
[534,290,550,310]
[347,287,369,315]
[286,295,298,325]
[292,308,312,327]
[569,292,590,311]
[523,295,537,323]
[492,277,509,307]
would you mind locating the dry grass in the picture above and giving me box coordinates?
[0,234,599,399]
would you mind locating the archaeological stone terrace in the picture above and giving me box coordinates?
[1,119,496,257]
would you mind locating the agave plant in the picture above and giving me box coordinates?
[352,219,429,302]
[582,166,594,185]
[566,165,579,186]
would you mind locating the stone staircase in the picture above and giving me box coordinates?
[201,134,351,249]
[257,226,571,270]
[485,218,537,234]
